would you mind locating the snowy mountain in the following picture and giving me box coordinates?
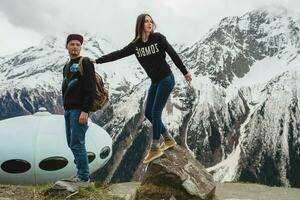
[0,6,300,187]
[193,6,300,187]
[208,70,300,187]
[181,5,300,87]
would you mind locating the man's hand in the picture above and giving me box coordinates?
[79,111,88,125]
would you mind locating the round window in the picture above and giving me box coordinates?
[39,156,68,171]
[1,159,31,173]
[100,146,111,159]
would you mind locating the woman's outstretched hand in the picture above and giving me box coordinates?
[184,72,192,82]
[90,58,96,64]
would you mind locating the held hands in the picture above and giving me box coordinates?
[184,72,192,88]
[90,58,96,64]
[79,111,88,125]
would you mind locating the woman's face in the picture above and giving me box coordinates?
[143,15,153,34]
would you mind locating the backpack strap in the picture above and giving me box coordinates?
[63,61,70,77]
[78,57,86,76]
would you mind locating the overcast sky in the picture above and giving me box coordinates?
[0,0,299,56]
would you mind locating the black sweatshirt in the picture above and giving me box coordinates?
[62,57,96,113]
[96,32,188,83]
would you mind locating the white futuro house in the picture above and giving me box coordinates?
[0,108,112,185]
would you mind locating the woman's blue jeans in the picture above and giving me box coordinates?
[144,73,175,140]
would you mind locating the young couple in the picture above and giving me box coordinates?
[61,13,192,187]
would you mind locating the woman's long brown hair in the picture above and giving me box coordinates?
[133,13,156,42]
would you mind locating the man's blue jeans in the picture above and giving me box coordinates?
[145,73,175,140]
[64,109,89,181]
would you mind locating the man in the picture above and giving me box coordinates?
[61,34,96,187]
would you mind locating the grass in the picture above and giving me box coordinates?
[0,182,124,200]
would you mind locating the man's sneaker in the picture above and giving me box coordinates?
[67,176,90,188]
[56,176,90,189]
[160,139,177,151]
[143,147,163,164]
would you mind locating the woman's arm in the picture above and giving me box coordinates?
[159,33,192,82]
[95,42,135,64]
[159,33,189,75]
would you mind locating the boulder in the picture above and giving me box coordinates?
[135,146,216,200]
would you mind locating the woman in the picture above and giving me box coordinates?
[92,13,192,164]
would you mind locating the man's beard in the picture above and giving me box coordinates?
[69,50,80,57]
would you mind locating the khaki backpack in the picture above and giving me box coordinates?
[77,57,109,112]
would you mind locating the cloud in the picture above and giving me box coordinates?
[0,12,42,55]
[0,0,299,56]
[0,0,62,32]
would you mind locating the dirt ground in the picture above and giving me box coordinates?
[0,183,123,200]
[2,182,300,200]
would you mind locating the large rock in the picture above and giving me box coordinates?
[135,146,216,200]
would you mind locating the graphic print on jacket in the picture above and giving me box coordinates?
[135,43,159,57]
[66,63,80,90]
[62,63,80,98]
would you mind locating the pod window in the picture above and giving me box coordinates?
[1,159,31,173]
[100,146,111,159]
[39,156,68,171]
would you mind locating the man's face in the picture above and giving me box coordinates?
[66,40,81,57]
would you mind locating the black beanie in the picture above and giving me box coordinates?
[66,34,83,45]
